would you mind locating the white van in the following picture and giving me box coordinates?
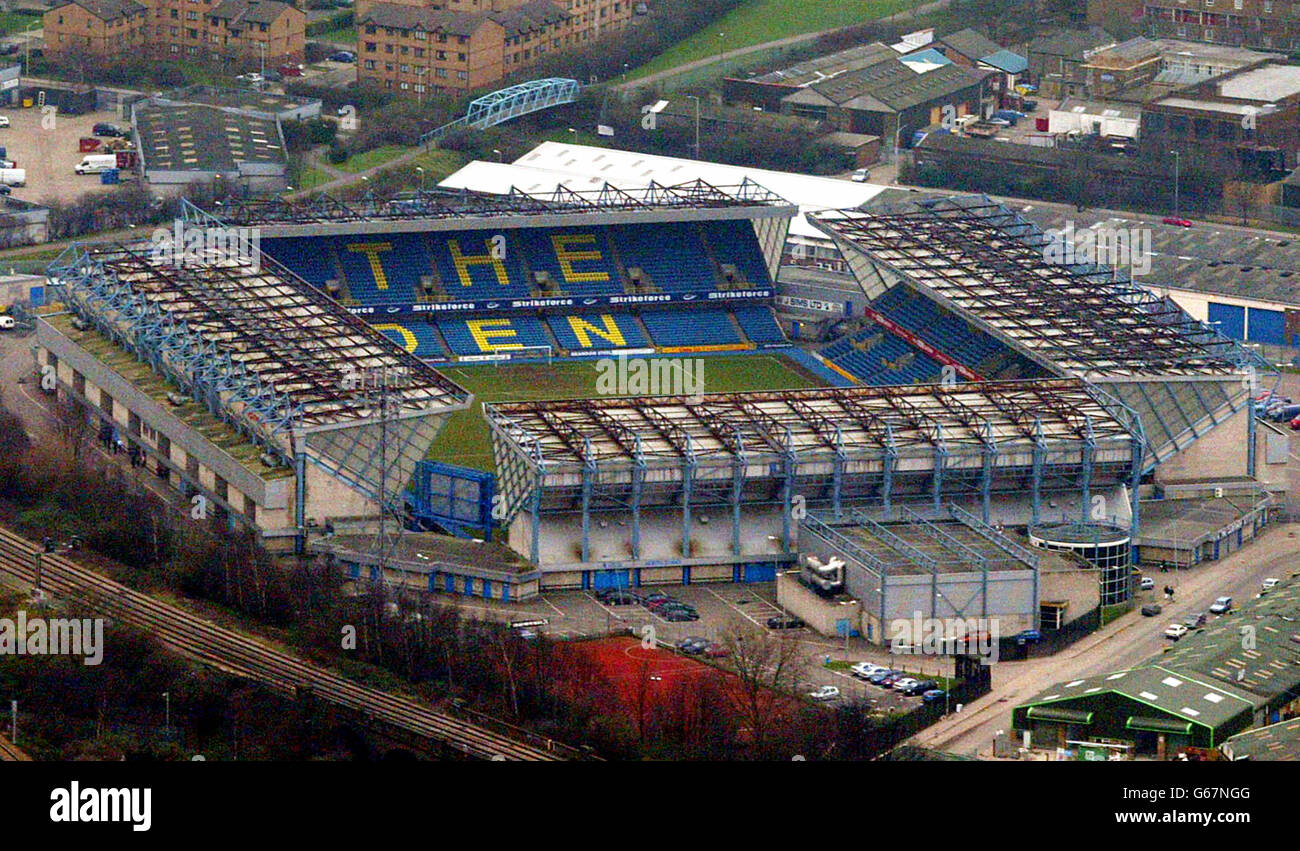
[76,154,118,175]
[0,315,15,330]
[0,168,24,186]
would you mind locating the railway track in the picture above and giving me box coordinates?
[0,732,31,762]
[0,526,569,761]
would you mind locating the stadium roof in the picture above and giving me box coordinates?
[207,179,792,232]
[49,239,471,503]
[51,241,468,428]
[809,195,1258,379]
[484,378,1138,467]
[441,141,887,239]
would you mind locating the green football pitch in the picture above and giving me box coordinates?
[426,353,826,471]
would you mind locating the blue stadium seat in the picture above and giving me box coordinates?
[516,227,623,297]
[704,221,772,286]
[262,237,337,289]
[548,313,649,352]
[437,315,551,356]
[822,321,944,385]
[870,286,1008,373]
[732,305,786,344]
[614,223,718,294]
[427,232,531,301]
[335,235,425,305]
[370,319,447,359]
[641,309,741,347]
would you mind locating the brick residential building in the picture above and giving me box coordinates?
[354,0,633,96]
[43,0,149,59]
[45,0,304,65]
[1091,0,1300,52]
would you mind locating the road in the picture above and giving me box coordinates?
[909,522,1300,757]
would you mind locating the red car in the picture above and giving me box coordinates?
[702,643,729,658]
[1289,413,1300,430]
[1162,216,1193,227]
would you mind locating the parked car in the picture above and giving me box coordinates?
[642,591,670,605]
[0,183,9,196]
[676,636,709,654]
[327,50,356,62]
[807,685,840,701]
[867,669,899,685]
[766,614,805,630]
[1271,404,1300,422]
[1289,413,1300,430]
[1012,630,1042,644]
[0,116,9,128]
[1164,623,1189,641]
[1209,596,1233,614]
[1141,603,1163,617]
[702,643,729,658]
[663,609,699,622]
[236,72,263,85]
[904,679,937,696]
[851,662,887,679]
[1183,612,1208,629]
[850,168,871,182]
[1162,216,1193,227]
[891,677,920,693]
[93,123,127,138]
[1140,576,1155,591]
[599,590,637,606]
[878,672,906,688]
[1262,578,1280,590]
[922,689,948,704]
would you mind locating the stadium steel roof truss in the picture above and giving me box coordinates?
[483,379,1143,542]
[47,241,470,509]
[192,178,791,229]
[809,197,1272,379]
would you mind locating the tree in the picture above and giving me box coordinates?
[51,395,92,462]
[718,618,802,757]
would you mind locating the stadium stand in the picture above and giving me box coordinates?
[869,285,1046,380]
[336,237,423,304]
[438,315,552,356]
[732,305,786,344]
[705,220,772,287]
[821,322,944,385]
[428,232,532,300]
[614,223,718,294]
[516,227,624,297]
[263,237,339,291]
[548,313,650,352]
[642,309,742,348]
[371,319,448,359]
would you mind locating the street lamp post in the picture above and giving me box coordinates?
[162,691,171,733]
[415,165,425,193]
[1171,150,1181,218]
[687,95,701,159]
[492,148,503,162]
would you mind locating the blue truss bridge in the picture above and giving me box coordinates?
[420,78,581,146]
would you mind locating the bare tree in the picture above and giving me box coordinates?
[51,395,92,461]
[718,618,802,757]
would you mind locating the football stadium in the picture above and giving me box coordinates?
[26,173,1283,634]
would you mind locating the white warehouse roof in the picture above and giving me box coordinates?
[439,141,887,239]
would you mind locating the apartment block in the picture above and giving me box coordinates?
[355,0,633,96]
[45,0,304,65]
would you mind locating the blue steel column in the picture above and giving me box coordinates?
[294,450,307,555]
[980,420,997,525]
[529,468,543,565]
[1080,416,1096,525]
[781,428,796,554]
[931,424,947,513]
[681,435,696,559]
[1128,421,1144,552]
[731,433,746,556]
[631,436,644,560]
[882,424,897,516]
[1247,390,1257,478]
[1031,417,1046,527]
[832,426,846,520]
[580,438,594,563]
